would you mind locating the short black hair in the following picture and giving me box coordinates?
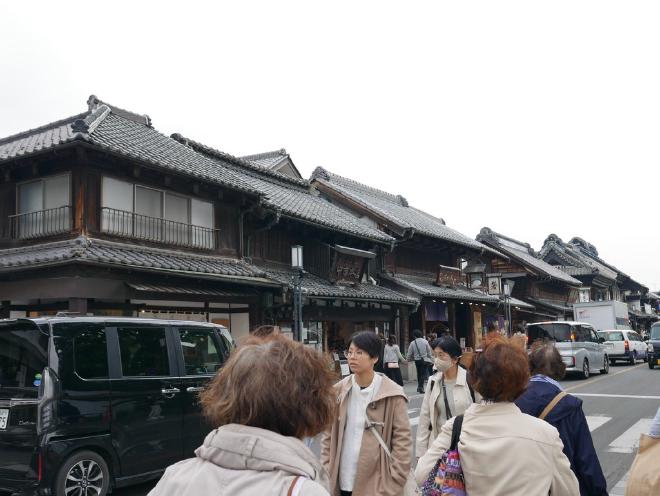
[413,329,423,339]
[349,331,382,359]
[431,335,462,358]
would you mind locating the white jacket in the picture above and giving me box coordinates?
[149,424,330,496]
[414,402,579,496]
[416,366,474,457]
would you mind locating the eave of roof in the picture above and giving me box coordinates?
[311,167,498,255]
[380,273,500,304]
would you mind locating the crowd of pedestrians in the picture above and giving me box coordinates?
[147,327,658,495]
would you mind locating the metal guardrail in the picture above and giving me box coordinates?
[9,205,72,239]
[101,207,219,249]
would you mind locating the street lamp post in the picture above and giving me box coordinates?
[503,280,514,337]
[291,245,304,342]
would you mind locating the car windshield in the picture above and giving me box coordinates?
[651,325,660,340]
[527,323,572,343]
[599,331,624,341]
[0,320,49,399]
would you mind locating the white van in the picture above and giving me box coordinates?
[597,329,647,365]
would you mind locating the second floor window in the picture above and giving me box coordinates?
[101,176,215,249]
[14,173,71,239]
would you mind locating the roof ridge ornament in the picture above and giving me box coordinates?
[87,94,152,127]
[396,194,409,207]
[311,166,330,181]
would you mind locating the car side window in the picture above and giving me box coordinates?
[73,325,109,379]
[590,329,600,343]
[574,325,590,342]
[117,326,170,377]
[178,327,223,375]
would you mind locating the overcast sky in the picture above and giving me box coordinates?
[1,1,658,290]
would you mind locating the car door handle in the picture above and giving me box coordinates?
[161,387,181,395]
[186,386,205,393]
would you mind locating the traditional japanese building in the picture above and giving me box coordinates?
[476,228,582,324]
[310,167,509,349]
[0,96,416,347]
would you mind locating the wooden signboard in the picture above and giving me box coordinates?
[435,264,466,287]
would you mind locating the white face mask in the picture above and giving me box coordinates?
[434,357,453,372]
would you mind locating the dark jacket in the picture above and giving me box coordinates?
[515,380,607,496]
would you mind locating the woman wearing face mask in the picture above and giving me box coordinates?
[415,335,476,459]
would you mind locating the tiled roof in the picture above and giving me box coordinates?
[0,98,258,196]
[241,149,289,169]
[0,236,274,284]
[174,137,393,244]
[508,297,535,310]
[526,297,573,313]
[260,263,417,305]
[0,112,86,161]
[477,228,581,286]
[310,167,495,254]
[539,235,618,281]
[126,282,256,298]
[380,273,500,304]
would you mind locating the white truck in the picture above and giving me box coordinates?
[573,300,630,332]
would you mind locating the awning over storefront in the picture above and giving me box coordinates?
[379,273,500,304]
[526,297,573,314]
[261,264,418,305]
[126,283,257,299]
[505,297,535,310]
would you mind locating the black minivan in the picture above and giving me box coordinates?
[0,316,235,496]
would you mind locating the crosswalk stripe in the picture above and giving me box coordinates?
[586,416,611,432]
[607,418,653,453]
[410,417,419,426]
[573,393,660,400]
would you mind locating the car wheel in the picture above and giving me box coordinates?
[600,356,609,374]
[649,359,656,370]
[582,359,590,379]
[54,450,110,496]
[629,351,637,365]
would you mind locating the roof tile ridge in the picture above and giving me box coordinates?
[0,111,89,145]
[0,236,86,255]
[477,227,533,254]
[86,237,251,264]
[315,167,407,205]
[72,105,112,135]
[87,95,152,127]
[241,149,288,161]
[171,134,309,188]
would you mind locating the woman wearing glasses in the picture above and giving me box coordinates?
[321,331,412,496]
[416,335,476,458]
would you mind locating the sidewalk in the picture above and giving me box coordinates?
[404,379,424,399]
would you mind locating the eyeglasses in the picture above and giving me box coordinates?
[346,349,366,358]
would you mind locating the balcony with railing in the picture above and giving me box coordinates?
[9,206,72,240]
[101,207,219,250]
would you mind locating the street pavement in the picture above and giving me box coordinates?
[114,361,660,495]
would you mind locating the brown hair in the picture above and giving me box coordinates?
[528,341,566,380]
[200,334,336,439]
[251,325,280,338]
[470,336,529,402]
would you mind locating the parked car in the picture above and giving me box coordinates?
[526,321,609,379]
[597,329,647,365]
[647,322,660,370]
[0,316,234,496]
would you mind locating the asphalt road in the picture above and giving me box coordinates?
[113,361,660,495]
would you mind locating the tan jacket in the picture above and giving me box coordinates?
[148,424,330,496]
[320,373,412,496]
[414,402,579,496]
[416,366,475,457]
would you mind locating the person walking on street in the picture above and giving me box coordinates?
[625,404,660,495]
[383,335,405,386]
[415,336,579,495]
[148,334,335,496]
[406,329,433,393]
[515,341,607,496]
[416,336,476,458]
[321,331,412,496]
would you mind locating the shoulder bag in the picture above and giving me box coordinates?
[420,415,467,496]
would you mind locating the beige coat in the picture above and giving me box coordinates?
[320,373,412,496]
[148,424,330,496]
[415,402,579,496]
[416,366,474,457]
